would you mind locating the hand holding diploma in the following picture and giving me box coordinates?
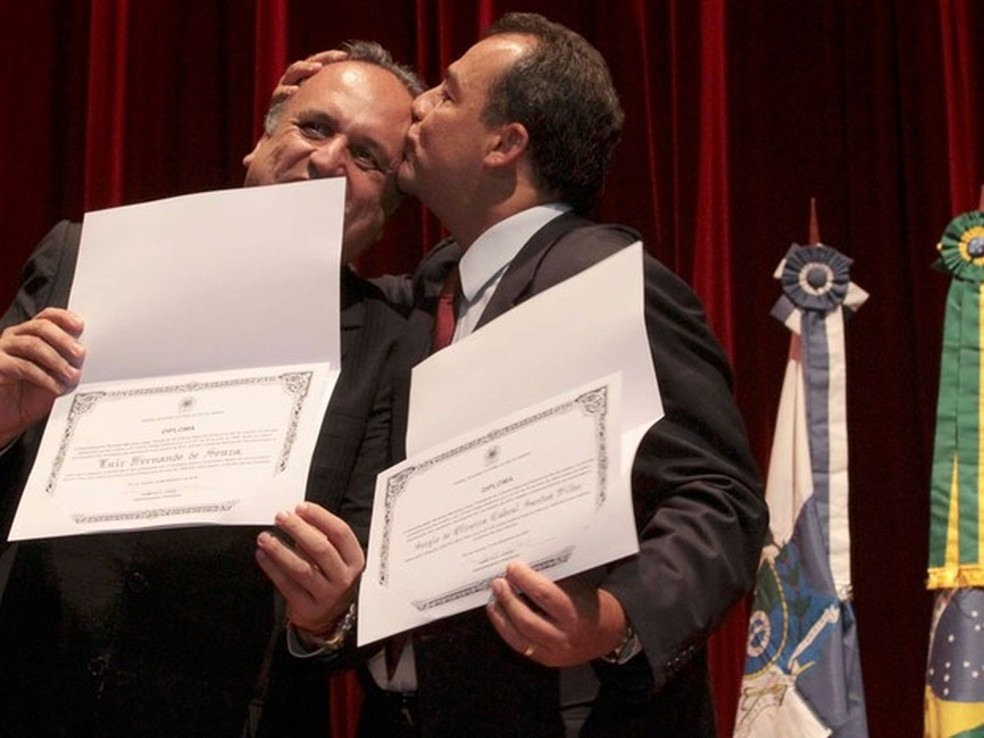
[256,502,364,640]
[0,308,85,448]
[487,562,628,667]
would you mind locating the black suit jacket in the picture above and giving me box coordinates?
[0,221,408,737]
[374,212,767,737]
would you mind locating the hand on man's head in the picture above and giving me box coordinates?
[269,49,350,108]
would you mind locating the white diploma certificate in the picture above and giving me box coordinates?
[359,377,627,645]
[358,243,662,645]
[9,179,346,540]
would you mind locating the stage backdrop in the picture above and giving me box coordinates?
[1,2,981,736]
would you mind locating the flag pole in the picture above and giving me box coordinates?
[808,197,821,246]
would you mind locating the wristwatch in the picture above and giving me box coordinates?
[294,601,357,652]
[601,621,642,665]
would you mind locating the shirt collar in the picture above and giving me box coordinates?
[457,203,571,302]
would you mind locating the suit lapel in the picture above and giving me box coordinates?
[475,211,590,329]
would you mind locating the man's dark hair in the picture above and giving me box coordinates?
[264,40,424,135]
[482,13,624,215]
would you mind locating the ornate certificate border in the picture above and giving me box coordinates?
[46,371,312,526]
[377,384,610,611]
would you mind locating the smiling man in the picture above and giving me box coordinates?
[243,54,411,261]
[0,41,422,737]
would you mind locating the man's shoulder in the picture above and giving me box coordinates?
[343,267,411,320]
[549,218,640,257]
[340,266,429,365]
[542,218,695,294]
[528,215,641,287]
[28,220,83,272]
[31,220,82,260]
[2,221,82,329]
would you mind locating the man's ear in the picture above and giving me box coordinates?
[484,122,529,168]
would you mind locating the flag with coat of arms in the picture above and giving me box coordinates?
[734,206,869,737]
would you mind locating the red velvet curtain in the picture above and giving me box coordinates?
[2,2,983,736]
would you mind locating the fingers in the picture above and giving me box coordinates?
[486,566,565,665]
[504,561,578,622]
[0,310,86,397]
[271,50,349,106]
[304,49,348,65]
[486,563,626,667]
[1,309,85,375]
[256,503,363,587]
[255,502,365,633]
[276,60,321,92]
[34,307,85,338]
[255,529,319,604]
[294,501,365,568]
[34,307,85,336]
[486,578,538,652]
[270,62,318,107]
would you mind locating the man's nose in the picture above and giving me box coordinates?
[411,88,437,122]
[308,135,348,178]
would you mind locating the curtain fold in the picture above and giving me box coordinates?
[252,0,289,139]
[940,0,983,211]
[84,0,129,210]
[692,0,733,352]
[689,3,743,733]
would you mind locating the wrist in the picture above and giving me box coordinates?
[601,619,642,664]
[598,589,641,664]
[290,601,357,652]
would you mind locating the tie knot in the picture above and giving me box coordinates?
[439,264,461,300]
[431,265,461,353]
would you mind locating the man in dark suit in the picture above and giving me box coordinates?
[0,42,423,737]
[273,12,768,738]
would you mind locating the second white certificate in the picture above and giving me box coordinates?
[358,374,638,646]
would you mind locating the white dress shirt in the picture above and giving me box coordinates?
[452,204,571,342]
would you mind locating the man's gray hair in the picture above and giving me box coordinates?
[263,40,424,135]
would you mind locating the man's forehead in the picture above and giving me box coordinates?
[292,63,410,126]
[447,34,534,85]
[294,60,390,102]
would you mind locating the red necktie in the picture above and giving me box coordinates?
[430,265,461,352]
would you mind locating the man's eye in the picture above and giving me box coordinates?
[299,122,332,139]
[351,147,383,173]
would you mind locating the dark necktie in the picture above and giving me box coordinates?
[430,265,461,352]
